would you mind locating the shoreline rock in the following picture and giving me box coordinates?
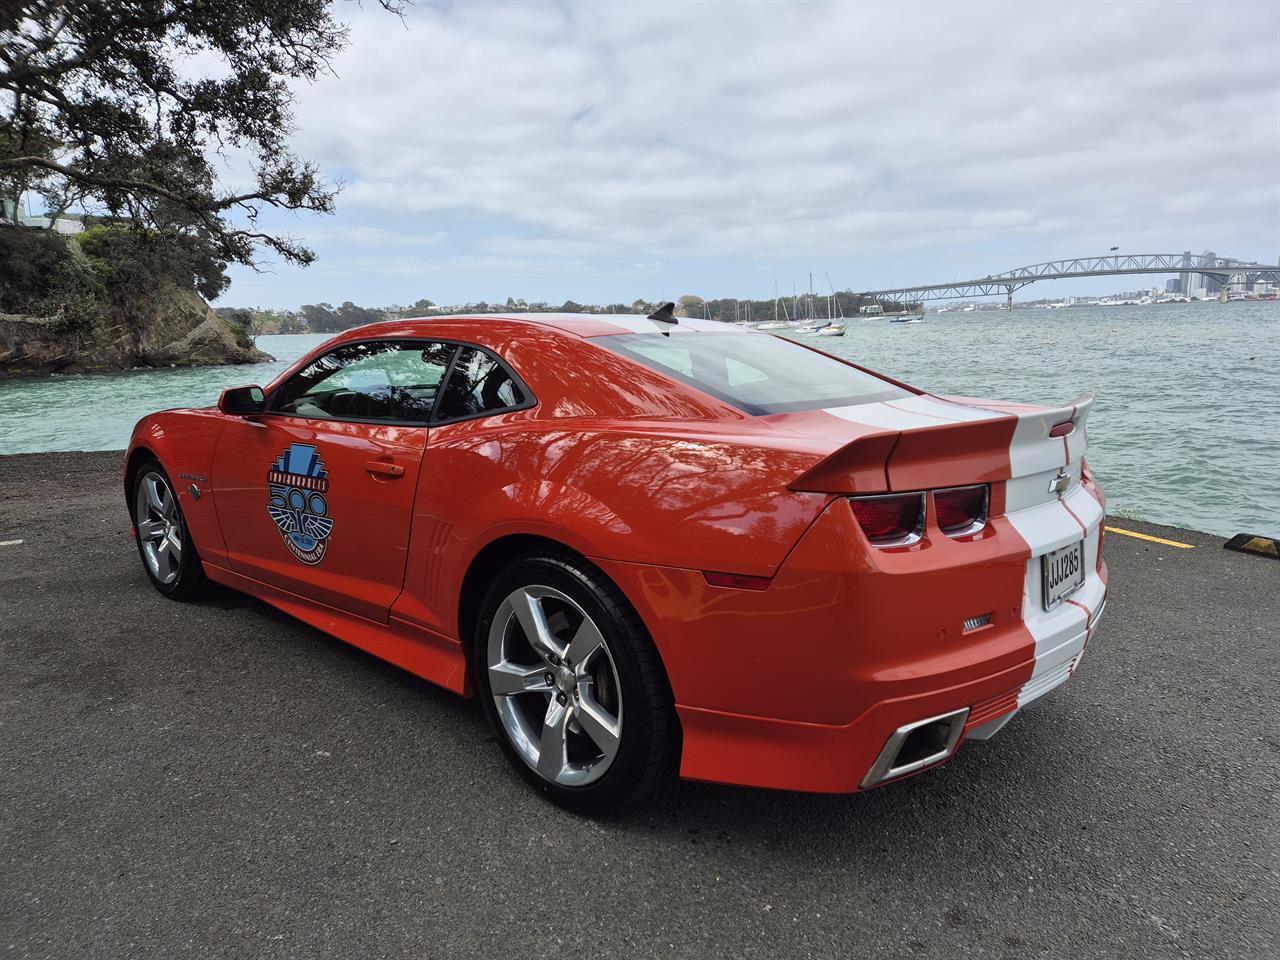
[0,282,272,378]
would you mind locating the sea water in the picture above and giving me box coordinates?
[1,303,1276,537]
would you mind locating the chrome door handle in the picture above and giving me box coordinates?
[365,460,406,478]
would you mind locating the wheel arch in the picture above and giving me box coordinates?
[124,445,159,519]
[458,530,683,801]
[456,533,595,657]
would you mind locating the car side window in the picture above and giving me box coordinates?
[271,340,456,423]
[435,346,527,421]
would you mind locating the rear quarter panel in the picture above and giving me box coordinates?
[396,412,831,638]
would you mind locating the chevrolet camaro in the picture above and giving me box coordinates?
[125,307,1108,809]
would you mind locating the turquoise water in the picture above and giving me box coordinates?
[1,303,1277,537]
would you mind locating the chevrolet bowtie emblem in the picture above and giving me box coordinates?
[1048,469,1070,495]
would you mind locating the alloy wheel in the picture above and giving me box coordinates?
[486,584,623,787]
[135,470,183,586]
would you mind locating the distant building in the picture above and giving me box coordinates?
[1,195,84,235]
[1165,277,1183,294]
[1194,249,1224,294]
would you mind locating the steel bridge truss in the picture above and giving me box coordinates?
[860,253,1280,306]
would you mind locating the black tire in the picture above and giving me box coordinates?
[473,551,678,812]
[131,458,207,600]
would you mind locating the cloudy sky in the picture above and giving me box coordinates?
[221,0,1280,309]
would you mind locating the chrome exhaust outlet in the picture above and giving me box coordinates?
[860,707,970,789]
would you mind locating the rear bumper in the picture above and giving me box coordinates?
[671,598,1103,793]
[596,478,1108,794]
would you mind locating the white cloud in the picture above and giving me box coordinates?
[225,0,1280,305]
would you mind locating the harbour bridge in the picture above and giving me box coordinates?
[859,253,1280,310]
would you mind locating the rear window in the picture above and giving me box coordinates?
[593,332,909,414]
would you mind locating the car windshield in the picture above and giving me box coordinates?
[593,331,910,415]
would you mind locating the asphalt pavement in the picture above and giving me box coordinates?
[1,451,1276,959]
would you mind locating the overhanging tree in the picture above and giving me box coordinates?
[0,0,400,273]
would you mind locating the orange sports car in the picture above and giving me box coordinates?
[125,307,1107,810]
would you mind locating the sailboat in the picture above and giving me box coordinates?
[795,273,846,335]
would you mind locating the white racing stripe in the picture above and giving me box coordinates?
[1010,407,1069,478]
[1009,394,1094,479]
[677,316,759,332]
[913,395,1010,423]
[823,395,1005,432]
[1007,476,1107,708]
[595,316,678,334]
[1014,577,1089,708]
[593,315,760,335]
[823,388,1104,714]
[1062,480,1104,531]
[1065,414,1089,463]
[1001,396,1102,709]
[1006,496,1086,556]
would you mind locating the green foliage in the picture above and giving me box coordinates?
[2,2,401,270]
[0,224,69,312]
[78,225,229,301]
[276,313,307,335]
[31,242,108,337]
[0,220,236,340]
[33,283,106,339]
[219,291,923,335]
[399,298,436,318]
[215,307,256,350]
[299,301,389,333]
[215,305,304,336]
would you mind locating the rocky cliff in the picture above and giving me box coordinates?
[0,280,271,377]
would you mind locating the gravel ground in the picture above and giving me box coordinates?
[1,450,1276,959]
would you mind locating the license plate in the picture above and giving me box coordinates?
[1042,541,1085,610]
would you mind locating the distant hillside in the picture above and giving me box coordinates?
[218,290,910,336]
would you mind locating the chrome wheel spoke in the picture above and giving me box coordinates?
[511,589,565,664]
[537,697,571,780]
[489,660,550,697]
[574,691,621,760]
[567,617,605,670]
[137,518,165,540]
[145,476,167,515]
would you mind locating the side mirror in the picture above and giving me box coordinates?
[218,385,266,416]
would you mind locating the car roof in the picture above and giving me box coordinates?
[334,313,757,341]
[488,314,751,336]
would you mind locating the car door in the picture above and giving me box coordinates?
[212,339,456,623]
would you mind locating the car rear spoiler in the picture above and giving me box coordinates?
[788,394,1094,494]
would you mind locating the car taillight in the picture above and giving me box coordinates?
[934,484,989,537]
[850,493,925,546]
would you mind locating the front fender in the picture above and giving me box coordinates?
[125,409,229,563]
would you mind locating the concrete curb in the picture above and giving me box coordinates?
[1224,533,1279,560]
